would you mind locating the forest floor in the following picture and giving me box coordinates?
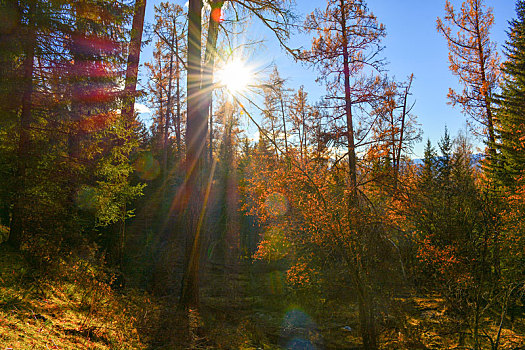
[0,244,149,349]
[1,244,524,349]
[137,258,525,349]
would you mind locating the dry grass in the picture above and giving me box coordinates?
[0,245,148,350]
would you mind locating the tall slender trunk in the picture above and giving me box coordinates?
[175,33,182,156]
[122,0,147,123]
[340,1,377,349]
[298,104,303,163]
[201,0,223,157]
[280,97,289,155]
[156,47,165,150]
[9,7,36,249]
[301,97,307,163]
[180,0,204,309]
[270,113,278,158]
[390,109,397,175]
[209,96,213,162]
[162,17,177,180]
[158,83,164,150]
[67,2,88,208]
[473,0,496,154]
[340,0,357,200]
[395,76,412,188]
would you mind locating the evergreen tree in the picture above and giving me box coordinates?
[494,0,525,188]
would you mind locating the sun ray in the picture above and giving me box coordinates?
[215,58,253,94]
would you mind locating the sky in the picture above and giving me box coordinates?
[138,0,518,158]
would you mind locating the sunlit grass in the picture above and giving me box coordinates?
[0,245,147,350]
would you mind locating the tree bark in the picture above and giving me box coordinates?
[162,17,177,180]
[201,0,224,165]
[280,98,289,155]
[340,1,377,349]
[179,0,204,309]
[122,0,147,123]
[340,0,357,200]
[175,32,182,156]
[209,96,213,163]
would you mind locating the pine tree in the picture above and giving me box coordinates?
[303,0,386,200]
[302,2,387,347]
[494,0,525,188]
[2,0,140,262]
[289,86,310,162]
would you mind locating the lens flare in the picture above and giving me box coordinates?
[265,192,288,216]
[134,152,160,181]
[281,308,322,349]
[216,58,252,94]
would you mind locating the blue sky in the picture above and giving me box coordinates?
[139,0,518,157]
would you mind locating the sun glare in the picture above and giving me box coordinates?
[216,58,252,94]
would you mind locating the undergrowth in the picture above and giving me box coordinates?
[0,244,151,349]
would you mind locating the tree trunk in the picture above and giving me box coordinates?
[175,33,182,156]
[67,2,86,211]
[340,1,377,348]
[302,102,307,162]
[162,19,176,179]
[201,0,223,162]
[209,96,213,162]
[358,292,378,350]
[121,0,146,123]
[280,98,289,155]
[9,7,36,249]
[395,76,412,186]
[180,0,204,309]
[162,17,177,180]
[473,0,496,154]
[340,0,357,199]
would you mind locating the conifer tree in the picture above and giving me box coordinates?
[303,0,386,199]
[302,2,387,347]
[494,0,525,188]
[437,0,500,154]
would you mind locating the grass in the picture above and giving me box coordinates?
[0,244,148,349]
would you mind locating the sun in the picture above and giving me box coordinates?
[215,58,252,94]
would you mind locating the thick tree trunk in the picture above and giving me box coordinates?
[201,0,223,163]
[9,10,36,249]
[122,0,146,123]
[180,0,204,309]
[358,291,378,350]
[180,0,224,308]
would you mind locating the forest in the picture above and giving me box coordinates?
[0,0,524,349]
